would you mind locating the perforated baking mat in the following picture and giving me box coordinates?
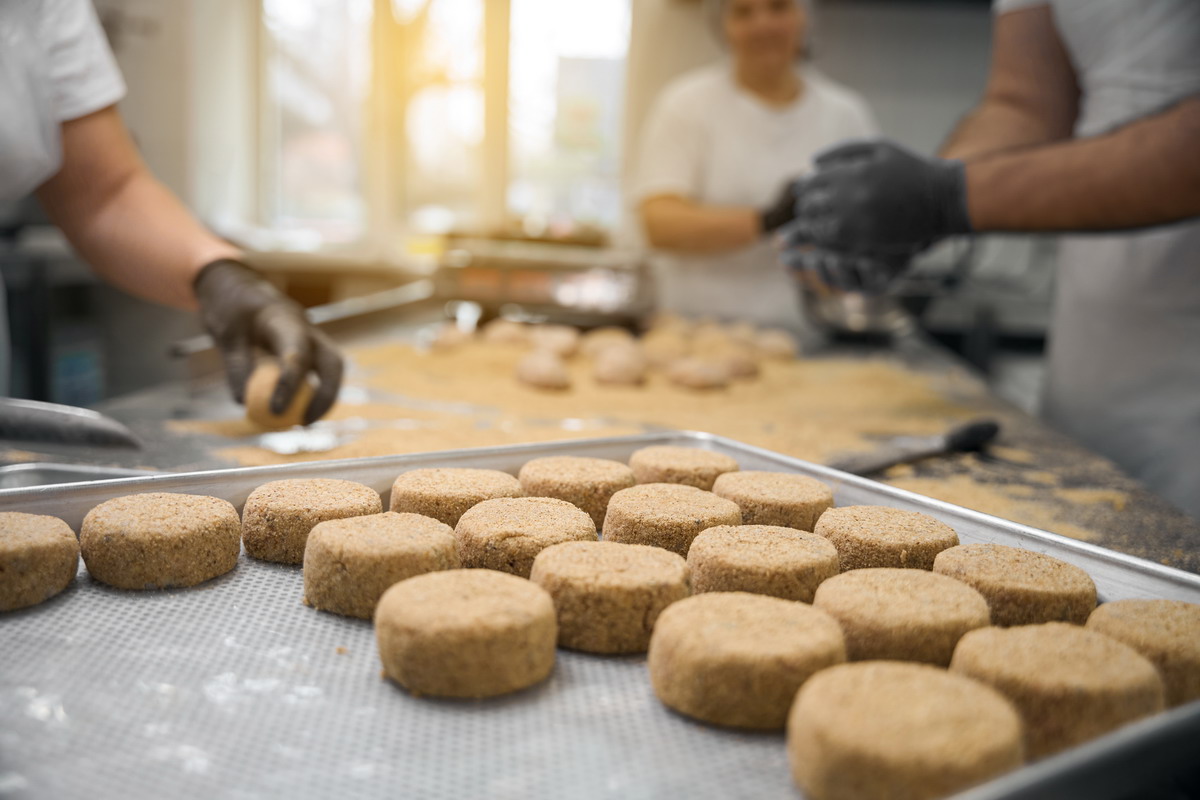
[3,432,1199,800]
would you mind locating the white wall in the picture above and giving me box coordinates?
[621,0,994,167]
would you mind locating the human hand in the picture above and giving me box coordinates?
[193,259,343,424]
[786,139,970,253]
[760,178,804,235]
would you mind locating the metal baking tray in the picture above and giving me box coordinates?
[2,431,1198,800]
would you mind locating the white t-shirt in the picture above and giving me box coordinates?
[0,0,126,207]
[630,63,878,329]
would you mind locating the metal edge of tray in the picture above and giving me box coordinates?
[953,701,1200,800]
[3,430,1197,604]
[3,429,1199,800]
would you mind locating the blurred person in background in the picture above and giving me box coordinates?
[630,0,878,329]
[0,0,341,422]
[785,0,1200,517]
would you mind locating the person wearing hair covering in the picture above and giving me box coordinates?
[630,0,877,329]
[0,0,342,423]
[784,0,1200,519]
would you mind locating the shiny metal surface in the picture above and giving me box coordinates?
[1,431,1198,800]
[0,462,156,490]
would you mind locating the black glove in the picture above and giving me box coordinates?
[760,178,803,234]
[782,246,912,294]
[193,259,343,424]
[786,139,971,253]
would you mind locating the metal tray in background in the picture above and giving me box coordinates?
[2,431,1198,800]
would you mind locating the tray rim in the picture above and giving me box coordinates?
[2,429,1197,590]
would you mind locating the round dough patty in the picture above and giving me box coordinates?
[813,568,991,666]
[455,496,597,578]
[933,543,1097,626]
[1086,599,1200,708]
[648,592,845,729]
[603,483,742,557]
[303,511,459,619]
[81,493,240,590]
[389,468,523,527]
[374,569,556,698]
[518,456,635,528]
[243,479,381,565]
[788,661,1024,800]
[815,505,958,570]
[244,360,315,430]
[711,471,834,531]
[0,512,79,611]
[530,540,689,654]
[628,445,739,491]
[951,622,1164,759]
[687,525,838,602]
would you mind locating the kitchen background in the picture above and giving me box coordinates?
[0,0,1050,412]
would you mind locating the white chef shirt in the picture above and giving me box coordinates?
[0,0,126,207]
[630,63,878,329]
[994,0,1200,519]
[0,0,124,395]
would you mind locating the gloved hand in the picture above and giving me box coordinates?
[193,259,343,425]
[782,246,913,294]
[786,139,971,253]
[760,178,804,235]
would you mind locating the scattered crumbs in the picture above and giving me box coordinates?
[336,647,348,655]
[990,445,1037,465]
[882,464,917,479]
[1054,487,1129,512]
[1025,471,1060,486]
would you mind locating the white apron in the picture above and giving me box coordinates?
[1034,0,1200,517]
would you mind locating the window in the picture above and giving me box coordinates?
[260,0,373,246]
[253,0,631,256]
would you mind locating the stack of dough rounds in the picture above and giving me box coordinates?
[951,622,1165,759]
[518,456,635,528]
[0,512,79,611]
[303,512,459,619]
[455,496,597,578]
[686,525,838,602]
[244,361,314,430]
[374,569,556,698]
[530,540,689,654]
[788,661,1024,800]
[648,592,845,729]
[81,493,240,590]
[481,318,528,344]
[580,326,634,358]
[527,324,581,357]
[666,357,730,390]
[933,543,1097,626]
[815,506,959,570]
[516,349,571,390]
[593,343,647,386]
[603,483,742,557]
[754,329,797,359]
[813,568,991,665]
[243,479,381,564]
[711,471,834,531]
[389,468,523,527]
[628,445,739,491]
[1086,599,1200,708]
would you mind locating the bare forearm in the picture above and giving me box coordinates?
[641,196,760,253]
[34,106,239,311]
[941,100,1072,161]
[966,96,1200,231]
[42,171,238,310]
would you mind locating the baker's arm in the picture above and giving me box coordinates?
[940,5,1080,161]
[34,105,237,310]
[965,95,1200,231]
[35,105,342,422]
[640,195,762,253]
